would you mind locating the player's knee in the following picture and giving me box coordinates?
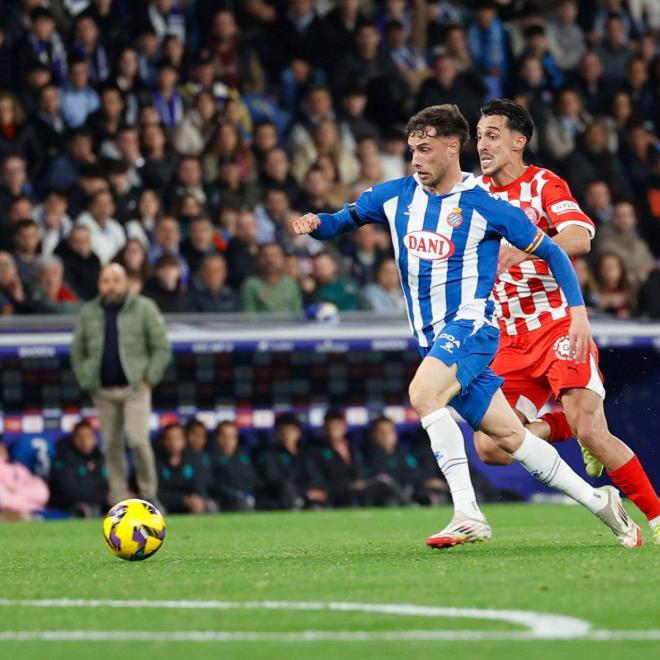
[408,378,444,417]
[567,408,607,447]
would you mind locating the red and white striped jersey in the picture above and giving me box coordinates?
[476,165,594,336]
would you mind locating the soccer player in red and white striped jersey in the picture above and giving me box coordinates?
[473,99,660,544]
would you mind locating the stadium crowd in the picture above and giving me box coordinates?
[0,0,657,320]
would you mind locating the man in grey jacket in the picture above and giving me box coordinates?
[71,263,172,507]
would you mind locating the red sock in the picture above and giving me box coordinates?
[539,411,574,443]
[608,455,660,521]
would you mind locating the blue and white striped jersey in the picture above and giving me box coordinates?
[313,173,573,347]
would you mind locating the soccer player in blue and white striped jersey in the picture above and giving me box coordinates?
[290,104,641,549]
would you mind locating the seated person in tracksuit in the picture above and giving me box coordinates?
[207,421,257,512]
[303,409,369,508]
[184,418,212,492]
[361,416,418,506]
[255,413,313,510]
[49,419,108,517]
[155,423,210,514]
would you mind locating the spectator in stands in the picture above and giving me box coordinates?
[180,216,222,274]
[166,156,219,217]
[593,15,634,84]
[260,148,301,204]
[256,413,311,510]
[637,268,660,319]
[76,190,125,265]
[0,92,43,179]
[359,257,405,314]
[185,419,209,455]
[106,159,141,225]
[563,120,632,201]
[87,85,125,149]
[49,420,108,517]
[467,0,508,99]
[61,56,101,129]
[207,421,257,511]
[156,423,210,514]
[188,254,239,313]
[27,255,80,314]
[0,440,49,521]
[113,238,152,284]
[593,253,634,319]
[297,166,339,214]
[42,130,98,198]
[141,123,176,193]
[416,54,485,127]
[622,58,656,126]
[143,253,188,313]
[303,409,366,508]
[547,0,586,72]
[32,83,69,163]
[0,252,29,315]
[344,224,390,286]
[12,219,42,286]
[54,225,101,301]
[71,263,172,507]
[306,251,358,311]
[574,256,600,311]
[594,201,655,288]
[15,7,67,87]
[583,181,614,226]
[574,52,611,116]
[34,190,72,257]
[361,416,416,506]
[241,243,303,313]
[148,216,189,282]
[543,88,592,164]
[337,85,380,151]
[254,187,292,245]
[126,189,162,247]
[226,210,260,290]
[621,124,659,193]
[0,156,34,243]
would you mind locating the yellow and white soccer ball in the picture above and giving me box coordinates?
[102,498,166,561]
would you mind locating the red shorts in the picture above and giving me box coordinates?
[491,316,605,422]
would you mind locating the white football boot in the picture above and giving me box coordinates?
[426,511,492,549]
[594,485,643,548]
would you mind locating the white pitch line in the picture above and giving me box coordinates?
[0,630,659,643]
[0,599,589,638]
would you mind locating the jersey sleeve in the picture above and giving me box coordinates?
[479,192,541,253]
[542,175,595,238]
[311,181,392,240]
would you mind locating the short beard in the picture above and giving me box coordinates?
[101,291,127,305]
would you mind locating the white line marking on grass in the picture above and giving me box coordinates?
[0,599,589,638]
[0,630,659,643]
[0,599,657,643]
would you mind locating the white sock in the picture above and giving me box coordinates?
[649,516,660,531]
[421,407,483,519]
[512,430,607,514]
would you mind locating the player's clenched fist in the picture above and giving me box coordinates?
[290,213,321,235]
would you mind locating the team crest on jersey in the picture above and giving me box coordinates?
[404,230,455,261]
[447,208,463,227]
[524,206,540,225]
[553,336,573,360]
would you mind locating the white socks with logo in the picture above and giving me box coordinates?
[512,430,607,513]
[421,407,484,520]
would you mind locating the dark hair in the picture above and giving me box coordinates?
[184,418,206,433]
[72,419,94,436]
[216,420,237,434]
[155,254,181,270]
[406,104,470,147]
[480,98,535,143]
[275,413,301,430]
[13,218,39,234]
[324,409,344,424]
[369,415,395,438]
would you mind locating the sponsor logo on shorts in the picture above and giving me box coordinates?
[447,208,463,227]
[404,230,455,261]
[550,200,580,215]
[437,333,461,354]
[553,335,572,360]
[524,206,540,225]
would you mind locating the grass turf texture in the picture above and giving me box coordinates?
[1,503,658,659]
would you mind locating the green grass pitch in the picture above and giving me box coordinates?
[1,503,658,660]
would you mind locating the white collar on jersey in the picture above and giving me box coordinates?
[413,171,476,195]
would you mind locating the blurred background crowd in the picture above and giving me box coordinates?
[0,0,658,321]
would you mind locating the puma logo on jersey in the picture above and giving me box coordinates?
[404,230,455,261]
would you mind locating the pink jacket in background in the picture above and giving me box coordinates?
[0,458,50,513]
